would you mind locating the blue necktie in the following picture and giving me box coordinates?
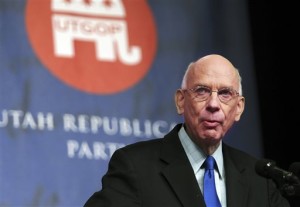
[203,156,221,207]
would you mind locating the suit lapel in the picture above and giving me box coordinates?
[159,124,206,207]
[223,144,249,207]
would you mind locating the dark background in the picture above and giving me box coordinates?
[248,2,299,206]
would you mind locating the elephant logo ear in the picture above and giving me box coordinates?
[25,0,157,94]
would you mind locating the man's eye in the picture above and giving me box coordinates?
[219,89,233,96]
[195,87,210,94]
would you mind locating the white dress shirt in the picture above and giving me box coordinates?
[178,126,227,207]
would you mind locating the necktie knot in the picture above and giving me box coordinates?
[205,155,215,170]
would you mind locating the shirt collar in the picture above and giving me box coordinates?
[178,125,224,179]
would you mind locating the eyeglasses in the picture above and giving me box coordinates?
[182,85,240,104]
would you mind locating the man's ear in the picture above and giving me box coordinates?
[235,96,245,121]
[175,89,185,115]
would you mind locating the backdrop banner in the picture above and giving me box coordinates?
[0,0,263,206]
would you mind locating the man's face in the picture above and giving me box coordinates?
[175,56,245,146]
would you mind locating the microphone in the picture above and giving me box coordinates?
[255,159,300,185]
[255,159,300,197]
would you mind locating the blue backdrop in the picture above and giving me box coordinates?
[0,0,262,206]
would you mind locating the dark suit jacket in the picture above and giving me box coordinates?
[84,124,290,207]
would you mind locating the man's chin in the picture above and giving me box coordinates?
[203,131,222,141]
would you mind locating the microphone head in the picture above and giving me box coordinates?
[255,159,276,178]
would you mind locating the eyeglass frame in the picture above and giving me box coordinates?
[181,85,240,104]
